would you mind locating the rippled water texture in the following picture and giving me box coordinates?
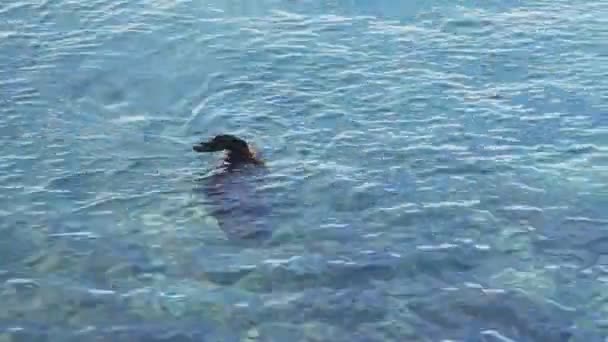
[1,0,607,340]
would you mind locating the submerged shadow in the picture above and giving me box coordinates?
[193,165,275,245]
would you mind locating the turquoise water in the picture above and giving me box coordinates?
[1,0,607,340]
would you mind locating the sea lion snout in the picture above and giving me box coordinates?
[192,142,216,152]
[193,134,249,154]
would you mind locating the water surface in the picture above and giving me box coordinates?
[1,0,607,341]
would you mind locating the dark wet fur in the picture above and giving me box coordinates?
[193,134,264,172]
[193,134,272,243]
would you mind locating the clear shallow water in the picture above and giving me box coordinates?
[1,0,607,340]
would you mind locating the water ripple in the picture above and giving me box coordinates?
[1,0,607,340]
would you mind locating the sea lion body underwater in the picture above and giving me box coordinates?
[193,134,273,241]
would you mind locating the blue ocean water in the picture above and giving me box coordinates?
[1,0,607,340]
